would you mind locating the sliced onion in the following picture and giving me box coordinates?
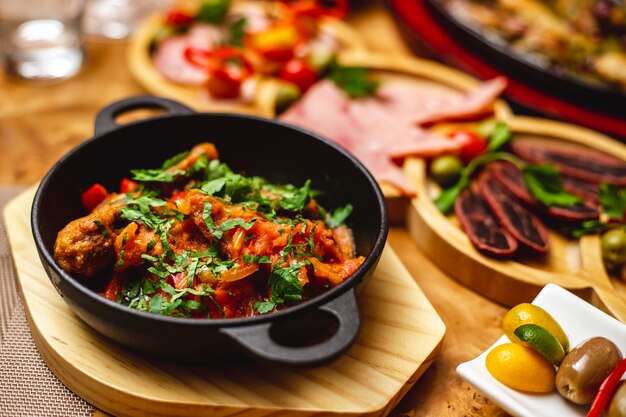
[220,263,259,282]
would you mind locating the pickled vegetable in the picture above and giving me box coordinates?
[485,343,556,393]
[555,337,622,405]
[430,155,463,187]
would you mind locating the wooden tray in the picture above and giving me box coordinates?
[5,187,446,417]
[127,1,368,117]
[406,115,626,321]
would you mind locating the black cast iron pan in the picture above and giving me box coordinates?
[31,96,388,367]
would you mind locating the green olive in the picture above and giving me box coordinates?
[602,228,626,266]
[430,155,464,187]
[274,82,301,115]
[555,337,622,405]
[607,380,626,417]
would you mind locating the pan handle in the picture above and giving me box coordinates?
[94,96,194,135]
[222,289,361,366]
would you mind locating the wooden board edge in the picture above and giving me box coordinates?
[5,186,447,417]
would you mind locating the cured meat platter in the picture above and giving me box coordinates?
[277,51,512,222]
[4,187,445,417]
[405,115,626,322]
[127,0,367,116]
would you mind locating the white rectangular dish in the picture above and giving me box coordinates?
[457,284,626,417]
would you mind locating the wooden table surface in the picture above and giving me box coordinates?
[0,1,510,416]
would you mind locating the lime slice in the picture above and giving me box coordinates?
[514,323,565,366]
[503,303,569,352]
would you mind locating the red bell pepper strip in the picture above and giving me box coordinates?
[81,183,109,211]
[184,47,254,74]
[170,190,187,202]
[120,178,139,193]
[165,11,194,26]
[279,0,349,19]
[450,130,488,163]
[587,357,626,417]
[184,47,255,98]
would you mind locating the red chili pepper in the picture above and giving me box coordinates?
[451,130,488,162]
[279,58,319,92]
[279,0,349,19]
[81,183,109,211]
[170,190,187,202]
[184,47,254,98]
[120,178,139,194]
[587,357,626,417]
[165,10,194,26]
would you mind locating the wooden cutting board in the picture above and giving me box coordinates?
[4,187,446,417]
[405,115,626,322]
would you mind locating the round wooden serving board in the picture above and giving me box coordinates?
[4,187,445,417]
[405,115,626,322]
[127,1,368,117]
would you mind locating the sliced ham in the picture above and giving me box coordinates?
[153,24,223,86]
[412,77,507,126]
[281,78,504,195]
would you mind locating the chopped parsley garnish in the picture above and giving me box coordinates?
[522,164,582,207]
[102,146,357,319]
[326,204,353,228]
[224,17,246,47]
[600,184,626,222]
[93,219,108,237]
[329,61,379,98]
[196,0,230,24]
[161,151,188,169]
[131,168,185,183]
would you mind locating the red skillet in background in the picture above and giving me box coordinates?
[389,0,626,140]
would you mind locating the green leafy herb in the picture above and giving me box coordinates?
[242,254,272,264]
[201,178,227,195]
[115,234,127,269]
[121,194,168,229]
[566,220,608,238]
[224,17,246,47]
[329,62,379,98]
[202,201,215,232]
[487,122,512,151]
[326,204,353,228]
[196,0,230,24]
[599,183,626,221]
[189,154,209,176]
[268,259,307,305]
[213,218,256,239]
[131,168,185,183]
[161,151,189,169]
[435,152,522,214]
[253,301,275,314]
[522,164,582,207]
[279,180,311,212]
[93,219,108,237]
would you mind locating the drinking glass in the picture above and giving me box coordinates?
[0,0,85,81]
[83,0,171,40]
